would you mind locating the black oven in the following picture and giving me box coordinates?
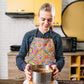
[62,37,77,52]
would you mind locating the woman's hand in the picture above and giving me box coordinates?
[24,64,32,81]
[51,65,59,80]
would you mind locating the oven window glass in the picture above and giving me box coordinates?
[62,38,72,51]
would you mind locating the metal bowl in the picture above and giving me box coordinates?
[30,65,53,84]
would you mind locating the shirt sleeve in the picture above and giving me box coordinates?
[54,36,65,72]
[16,33,28,71]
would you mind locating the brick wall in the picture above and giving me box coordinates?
[0,0,81,79]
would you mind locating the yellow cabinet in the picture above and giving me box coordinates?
[7,0,34,13]
[7,0,61,26]
[34,0,62,26]
[70,55,84,80]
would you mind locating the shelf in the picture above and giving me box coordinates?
[70,63,78,67]
[70,55,80,80]
[81,56,84,65]
[5,12,34,18]
[70,74,78,78]
[80,76,84,78]
[80,64,84,67]
[71,56,80,66]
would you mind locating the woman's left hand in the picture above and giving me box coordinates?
[51,65,59,80]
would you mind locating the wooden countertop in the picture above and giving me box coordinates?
[8,51,84,56]
[0,79,84,84]
[63,51,84,56]
[0,79,24,84]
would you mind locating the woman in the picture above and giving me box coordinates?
[16,2,65,84]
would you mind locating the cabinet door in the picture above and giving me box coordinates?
[34,0,62,26]
[7,0,34,13]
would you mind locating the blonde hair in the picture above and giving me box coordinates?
[38,3,55,30]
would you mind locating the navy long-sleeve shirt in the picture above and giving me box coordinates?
[16,29,65,72]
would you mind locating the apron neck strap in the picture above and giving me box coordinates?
[35,28,52,38]
[35,29,39,37]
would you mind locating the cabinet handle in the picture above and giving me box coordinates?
[17,9,25,12]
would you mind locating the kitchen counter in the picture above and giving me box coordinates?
[0,79,84,84]
[8,51,84,80]
[8,51,84,56]
[0,79,24,84]
[63,51,84,56]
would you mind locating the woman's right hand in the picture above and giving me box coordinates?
[24,64,32,81]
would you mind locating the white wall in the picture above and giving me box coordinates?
[0,0,81,79]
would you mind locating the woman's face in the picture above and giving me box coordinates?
[38,10,54,30]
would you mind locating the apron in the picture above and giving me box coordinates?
[26,29,57,84]
[28,29,56,65]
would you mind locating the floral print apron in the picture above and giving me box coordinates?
[28,29,56,65]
